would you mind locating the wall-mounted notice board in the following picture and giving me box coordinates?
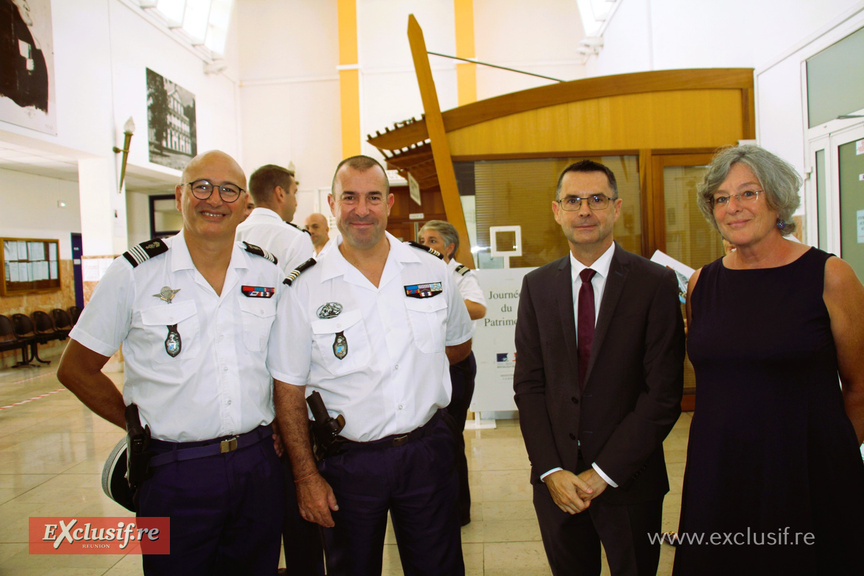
[1,238,61,296]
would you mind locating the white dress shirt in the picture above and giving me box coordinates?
[542,242,619,487]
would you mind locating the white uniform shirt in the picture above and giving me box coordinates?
[271,232,473,442]
[69,231,287,442]
[236,207,314,274]
[449,259,486,330]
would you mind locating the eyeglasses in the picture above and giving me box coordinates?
[182,179,244,203]
[712,190,761,209]
[557,194,616,211]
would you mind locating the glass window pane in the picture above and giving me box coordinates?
[806,27,864,127]
[183,0,210,43]
[457,156,641,269]
[205,0,232,54]
[838,138,864,283]
[156,0,186,25]
[663,165,724,269]
[815,148,828,250]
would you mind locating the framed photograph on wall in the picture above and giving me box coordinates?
[0,0,57,135]
[146,68,197,170]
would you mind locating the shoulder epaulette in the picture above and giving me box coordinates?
[123,239,168,268]
[243,242,278,266]
[284,258,317,286]
[454,264,470,276]
[286,221,311,235]
[406,241,443,260]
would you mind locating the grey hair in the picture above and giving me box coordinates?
[697,145,801,236]
[419,220,459,258]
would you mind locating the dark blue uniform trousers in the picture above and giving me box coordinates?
[447,351,477,525]
[138,427,284,576]
[319,415,465,576]
[281,456,326,575]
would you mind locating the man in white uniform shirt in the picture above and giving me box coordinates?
[58,151,288,576]
[236,164,314,273]
[271,155,473,576]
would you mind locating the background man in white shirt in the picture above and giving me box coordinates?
[236,164,314,273]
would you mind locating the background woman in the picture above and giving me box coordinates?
[673,145,864,575]
[419,220,487,526]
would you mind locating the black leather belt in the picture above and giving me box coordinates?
[342,410,443,450]
[149,425,272,468]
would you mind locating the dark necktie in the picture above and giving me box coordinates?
[578,268,597,389]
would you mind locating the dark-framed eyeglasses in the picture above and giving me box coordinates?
[557,194,616,211]
[182,179,244,203]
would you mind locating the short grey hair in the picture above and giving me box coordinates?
[697,145,801,236]
[419,220,459,258]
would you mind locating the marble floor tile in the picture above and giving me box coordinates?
[0,344,693,575]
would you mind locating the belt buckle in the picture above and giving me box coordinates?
[392,434,410,447]
[220,437,238,453]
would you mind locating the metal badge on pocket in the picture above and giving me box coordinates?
[333,331,347,360]
[165,324,181,357]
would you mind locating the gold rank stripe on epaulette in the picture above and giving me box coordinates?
[243,242,278,266]
[454,264,470,276]
[406,241,443,259]
[284,258,317,286]
[123,239,168,268]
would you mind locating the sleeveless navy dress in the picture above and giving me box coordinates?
[673,248,864,575]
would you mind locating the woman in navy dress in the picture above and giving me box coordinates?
[673,145,864,575]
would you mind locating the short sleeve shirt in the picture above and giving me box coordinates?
[270,232,473,441]
[69,231,286,442]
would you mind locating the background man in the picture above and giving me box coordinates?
[304,212,330,256]
[272,155,473,576]
[57,150,286,575]
[514,160,684,576]
[236,163,313,272]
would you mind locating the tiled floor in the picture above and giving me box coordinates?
[0,345,690,575]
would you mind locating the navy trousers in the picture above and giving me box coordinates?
[281,456,326,575]
[138,428,284,576]
[447,352,477,525]
[319,416,464,576]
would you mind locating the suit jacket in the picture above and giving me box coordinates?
[514,243,684,505]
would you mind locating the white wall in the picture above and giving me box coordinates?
[590,0,864,77]
[0,169,81,259]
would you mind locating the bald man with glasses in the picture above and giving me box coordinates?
[59,150,289,575]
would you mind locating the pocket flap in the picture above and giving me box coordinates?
[404,296,448,314]
[140,300,197,326]
[239,298,276,319]
[311,309,362,334]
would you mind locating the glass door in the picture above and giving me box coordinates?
[835,125,864,283]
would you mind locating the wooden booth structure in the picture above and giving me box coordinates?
[368,17,756,408]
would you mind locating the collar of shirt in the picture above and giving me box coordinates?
[169,229,250,274]
[244,207,283,223]
[318,231,422,284]
[569,242,615,322]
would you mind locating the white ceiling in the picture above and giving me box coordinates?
[0,139,177,195]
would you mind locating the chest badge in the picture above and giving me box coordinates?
[317,302,343,319]
[165,324,182,357]
[154,286,181,303]
[333,331,348,360]
[404,282,443,299]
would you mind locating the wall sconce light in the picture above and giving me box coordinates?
[113,117,135,193]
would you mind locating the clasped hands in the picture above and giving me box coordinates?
[545,468,609,515]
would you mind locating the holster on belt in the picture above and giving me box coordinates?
[306,391,346,461]
[125,403,154,489]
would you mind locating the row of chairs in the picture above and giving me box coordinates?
[0,306,81,367]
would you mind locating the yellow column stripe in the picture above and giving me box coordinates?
[338,0,361,157]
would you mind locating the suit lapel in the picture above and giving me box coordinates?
[554,257,579,381]
[584,244,630,385]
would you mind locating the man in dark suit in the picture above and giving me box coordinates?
[514,160,685,576]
